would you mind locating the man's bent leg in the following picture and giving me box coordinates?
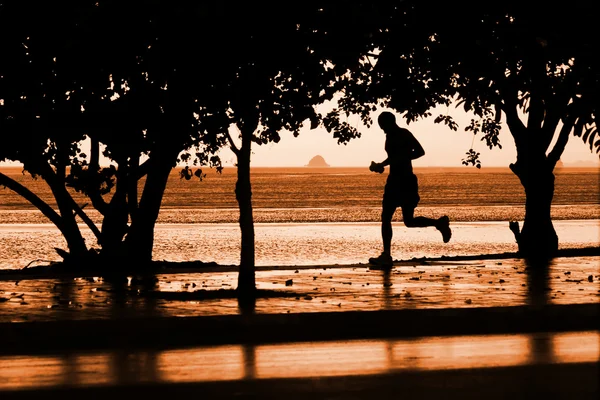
[403,207,452,243]
[402,207,437,227]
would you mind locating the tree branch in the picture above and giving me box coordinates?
[540,95,568,152]
[547,113,576,170]
[36,160,101,244]
[226,129,240,155]
[526,93,544,131]
[87,137,108,214]
[540,74,574,152]
[135,158,152,180]
[128,156,139,225]
[525,58,546,132]
[500,101,526,148]
[495,74,527,149]
[70,200,102,242]
[90,136,100,169]
[0,172,64,229]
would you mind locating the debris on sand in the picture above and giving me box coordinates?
[285,279,293,286]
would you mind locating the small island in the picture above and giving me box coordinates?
[305,155,330,167]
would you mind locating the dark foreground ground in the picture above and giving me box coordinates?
[0,252,598,399]
[2,363,598,400]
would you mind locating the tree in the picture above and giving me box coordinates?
[325,1,598,258]
[56,0,193,266]
[0,1,222,267]
[184,4,363,297]
[0,1,100,262]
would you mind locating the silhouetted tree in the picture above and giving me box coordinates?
[56,1,193,265]
[0,1,222,266]
[0,2,98,261]
[183,4,362,296]
[325,1,598,258]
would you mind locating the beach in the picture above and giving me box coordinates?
[0,253,598,399]
[0,219,597,270]
[0,166,598,269]
[0,167,598,398]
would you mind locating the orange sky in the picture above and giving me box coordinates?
[224,106,600,168]
[1,106,597,169]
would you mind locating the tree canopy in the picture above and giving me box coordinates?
[325,1,598,161]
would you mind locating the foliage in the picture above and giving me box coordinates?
[324,1,598,166]
[0,2,364,267]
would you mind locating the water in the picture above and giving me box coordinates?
[0,167,598,269]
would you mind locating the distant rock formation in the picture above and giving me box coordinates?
[306,155,330,167]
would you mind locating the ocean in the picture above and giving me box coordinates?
[0,167,598,269]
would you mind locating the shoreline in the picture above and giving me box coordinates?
[1,220,597,271]
[2,165,599,171]
[1,246,598,281]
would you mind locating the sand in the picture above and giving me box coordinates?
[0,252,598,323]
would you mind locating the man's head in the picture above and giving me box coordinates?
[377,112,397,132]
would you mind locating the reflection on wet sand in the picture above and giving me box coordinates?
[0,331,597,390]
[2,254,598,322]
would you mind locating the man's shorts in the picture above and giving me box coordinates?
[382,174,420,210]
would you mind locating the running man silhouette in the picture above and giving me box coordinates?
[369,111,451,268]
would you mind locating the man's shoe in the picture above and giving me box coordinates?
[437,215,452,243]
[368,253,393,270]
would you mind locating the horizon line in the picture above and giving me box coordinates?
[1,164,598,170]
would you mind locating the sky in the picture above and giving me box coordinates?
[221,104,600,168]
[1,104,597,169]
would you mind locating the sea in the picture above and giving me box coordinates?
[0,166,598,269]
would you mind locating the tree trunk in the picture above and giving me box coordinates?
[124,154,174,265]
[236,135,256,297]
[41,168,89,261]
[99,164,129,262]
[510,159,559,259]
[52,191,89,260]
[128,155,140,226]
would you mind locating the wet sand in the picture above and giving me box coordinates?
[1,220,598,269]
[0,254,598,398]
[1,254,598,322]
